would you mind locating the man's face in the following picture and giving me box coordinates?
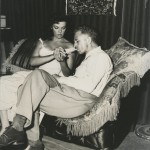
[74,31,89,54]
[52,21,67,39]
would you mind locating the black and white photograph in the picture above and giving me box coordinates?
[0,0,150,149]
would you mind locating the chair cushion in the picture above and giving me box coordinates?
[3,39,82,74]
[57,71,140,136]
[105,37,150,78]
[57,37,150,136]
[3,39,37,73]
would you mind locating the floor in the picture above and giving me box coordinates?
[41,131,150,150]
[115,132,150,150]
[1,131,150,150]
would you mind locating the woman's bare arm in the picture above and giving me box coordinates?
[29,40,55,67]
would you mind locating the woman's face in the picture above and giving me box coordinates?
[52,21,67,39]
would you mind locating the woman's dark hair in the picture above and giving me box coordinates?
[44,13,70,39]
[48,13,69,27]
[51,15,68,25]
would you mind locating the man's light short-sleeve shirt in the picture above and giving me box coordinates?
[58,46,113,97]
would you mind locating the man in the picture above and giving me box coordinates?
[0,26,113,150]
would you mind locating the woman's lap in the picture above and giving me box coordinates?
[0,71,32,110]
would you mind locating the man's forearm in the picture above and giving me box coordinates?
[59,61,73,76]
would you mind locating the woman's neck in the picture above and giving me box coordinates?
[52,37,65,42]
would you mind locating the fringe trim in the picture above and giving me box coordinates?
[6,64,28,73]
[58,81,122,136]
[58,101,120,136]
[120,72,141,98]
[2,39,27,73]
[140,51,150,78]
[57,71,141,136]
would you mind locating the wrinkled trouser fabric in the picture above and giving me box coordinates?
[16,69,97,141]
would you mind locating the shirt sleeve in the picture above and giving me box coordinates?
[58,52,112,93]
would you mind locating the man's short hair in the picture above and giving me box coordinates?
[74,25,98,43]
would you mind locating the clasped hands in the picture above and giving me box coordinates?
[53,47,68,62]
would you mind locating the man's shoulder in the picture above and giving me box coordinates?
[91,49,110,59]
[89,50,112,67]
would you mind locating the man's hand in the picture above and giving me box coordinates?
[53,47,68,62]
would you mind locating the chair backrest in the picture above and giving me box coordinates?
[57,37,150,137]
[105,37,150,79]
[10,39,38,70]
[3,39,85,74]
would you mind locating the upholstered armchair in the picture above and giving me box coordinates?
[42,37,150,149]
[3,37,150,149]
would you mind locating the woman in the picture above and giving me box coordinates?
[0,15,76,135]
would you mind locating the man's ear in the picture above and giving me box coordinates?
[87,36,92,44]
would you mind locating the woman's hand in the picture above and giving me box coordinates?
[53,47,67,62]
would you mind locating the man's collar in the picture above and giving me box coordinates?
[85,46,102,59]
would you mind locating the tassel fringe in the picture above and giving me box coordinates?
[57,71,141,136]
[120,72,141,97]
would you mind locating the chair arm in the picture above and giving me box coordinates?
[57,71,141,136]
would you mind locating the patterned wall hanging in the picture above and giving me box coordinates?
[66,0,117,16]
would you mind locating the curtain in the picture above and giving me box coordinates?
[69,11,122,50]
[1,0,123,50]
[1,0,123,75]
[121,0,150,48]
[121,0,150,125]
[1,0,66,41]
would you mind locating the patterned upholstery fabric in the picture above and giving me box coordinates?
[106,37,150,78]
[58,71,140,136]
[3,39,37,73]
[58,37,150,136]
[11,39,38,69]
[3,39,83,74]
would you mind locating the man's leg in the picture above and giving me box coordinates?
[26,111,44,150]
[16,69,60,127]
[26,111,40,142]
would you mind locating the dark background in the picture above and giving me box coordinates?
[1,0,150,127]
[1,0,123,50]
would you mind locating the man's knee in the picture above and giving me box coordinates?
[31,69,51,83]
[32,69,42,74]
[31,69,45,78]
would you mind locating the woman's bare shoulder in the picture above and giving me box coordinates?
[63,39,74,48]
[43,39,52,45]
